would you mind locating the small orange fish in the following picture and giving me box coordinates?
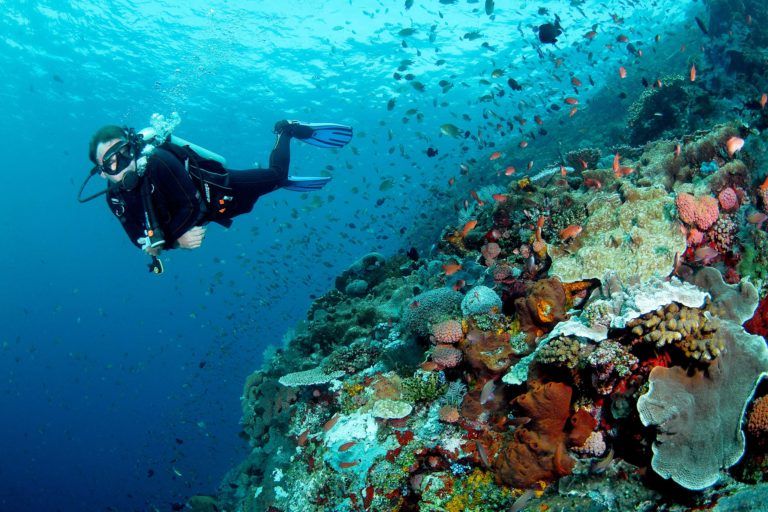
[448,177,455,186]
[527,160,534,170]
[569,107,578,117]
[518,140,528,148]
[618,66,627,79]
[534,115,543,125]
[726,136,744,157]
[492,193,508,202]
[339,441,356,452]
[579,159,588,169]
[655,34,661,43]
[690,63,696,81]
[559,224,583,240]
[571,76,582,87]
[470,190,484,206]
[560,165,567,176]
[461,219,478,237]
[655,79,663,88]
[674,143,681,157]
[617,34,629,43]
[323,414,340,432]
[442,260,463,276]
[760,93,767,109]
[504,166,516,176]
[613,152,621,175]
[339,460,359,469]
[583,30,597,40]
[451,279,466,291]
[564,97,579,105]
[584,177,602,189]
[619,166,634,176]
[489,151,503,161]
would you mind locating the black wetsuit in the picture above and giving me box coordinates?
[106,132,291,249]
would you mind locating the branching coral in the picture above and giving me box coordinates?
[627,302,723,361]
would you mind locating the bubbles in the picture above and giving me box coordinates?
[149,111,182,140]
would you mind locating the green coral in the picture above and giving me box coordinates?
[401,372,447,403]
[536,335,582,369]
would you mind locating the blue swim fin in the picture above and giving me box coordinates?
[280,176,332,192]
[303,123,353,148]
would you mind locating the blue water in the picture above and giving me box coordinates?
[0,0,705,510]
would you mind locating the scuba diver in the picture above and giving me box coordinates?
[79,119,353,274]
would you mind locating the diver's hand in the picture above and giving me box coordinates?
[177,226,206,249]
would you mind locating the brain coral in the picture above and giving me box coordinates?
[400,288,463,337]
[549,185,686,283]
[461,285,502,316]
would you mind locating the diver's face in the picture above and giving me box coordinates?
[96,138,136,184]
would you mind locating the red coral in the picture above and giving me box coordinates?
[745,294,768,338]
[676,192,719,230]
[494,381,577,488]
[747,395,768,439]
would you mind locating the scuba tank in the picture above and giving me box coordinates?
[137,127,227,166]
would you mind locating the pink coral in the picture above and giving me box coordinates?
[708,214,737,253]
[571,430,606,457]
[431,344,463,369]
[676,192,719,230]
[718,187,738,211]
[430,320,463,344]
[686,228,704,246]
[481,242,501,265]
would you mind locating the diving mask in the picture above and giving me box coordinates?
[94,140,135,176]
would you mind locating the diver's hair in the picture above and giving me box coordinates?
[88,125,126,163]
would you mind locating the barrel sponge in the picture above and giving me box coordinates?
[636,320,768,490]
[400,288,463,337]
[461,285,502,316]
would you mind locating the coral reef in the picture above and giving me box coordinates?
[549,185,686,282]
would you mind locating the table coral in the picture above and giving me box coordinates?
[637,320,768,490]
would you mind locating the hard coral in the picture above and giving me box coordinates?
[431,319,464,344]
[431,344,463,369]
[676,192,720,230]
[747,395,768,440]
[628,302,723,362]
[718,187,739,211]
[494,381,576,488]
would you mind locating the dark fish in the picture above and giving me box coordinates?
[147,469,155,478]
[507,78,522,90]
[641,77,649,87]
[405,0,413,9]
[485,0,494,16]
[426,147,439,157]
[695,16,708,35]
[175,438,184,444]
[626,42,639,56]
[52,74,63,83]
[463,30,483,40]
[538,7,549,15]
[538,15,562,44]
[387,98,396,111]
[406,247,420,261]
